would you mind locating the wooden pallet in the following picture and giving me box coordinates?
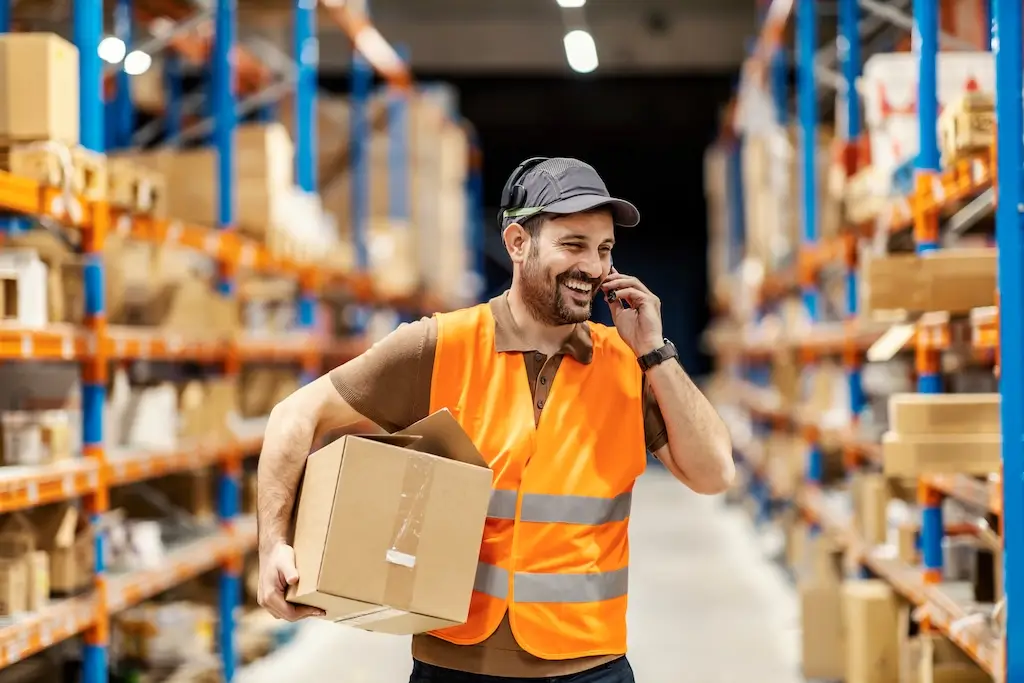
[107,158,167,218]
[0,142,107,202]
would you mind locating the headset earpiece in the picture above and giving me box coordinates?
[498,156,549,227]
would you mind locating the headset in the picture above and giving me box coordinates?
[497,156,549,227]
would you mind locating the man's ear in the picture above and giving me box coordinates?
[503,223,530,264]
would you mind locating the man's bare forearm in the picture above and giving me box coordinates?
[257,402,318,556]
[646,360,735,494]
[256,375,370,556]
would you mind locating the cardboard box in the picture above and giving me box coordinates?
[32,504,93,594]
[800,581,845,680]
[0,33,79,145]
[24,550,48,611]
[856,473,890,546]
[843,580,900,683]
[117,122,294,238]
[882,432,1001,477]
[888,393,1000,435]
[865,249,996,314]
[288,409,493,634]
[0,558,27,615]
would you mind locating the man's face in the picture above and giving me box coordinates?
[520,210,615,325]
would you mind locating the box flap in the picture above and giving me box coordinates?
[397,409,488,468]
[350,434,422,449]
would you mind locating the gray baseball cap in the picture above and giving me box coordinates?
[500,157,640,229]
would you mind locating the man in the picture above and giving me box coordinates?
[257,157,735,682]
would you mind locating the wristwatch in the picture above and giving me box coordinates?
[637,339,679,372]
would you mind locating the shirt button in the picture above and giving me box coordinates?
[534,352,544,362]
[537,399,544,409]
[539,376,547,385]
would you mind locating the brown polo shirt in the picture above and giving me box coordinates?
[329,292,668,678]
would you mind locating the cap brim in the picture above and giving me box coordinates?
[542,195,640,228]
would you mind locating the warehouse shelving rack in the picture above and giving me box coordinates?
[0,0,484,681]
[714,0,1020,678]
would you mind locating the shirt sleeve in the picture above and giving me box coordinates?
[328,317,437,434]
[642,376,669,452]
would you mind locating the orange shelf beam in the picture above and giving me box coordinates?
[320,2,412,88]
[0,596,98,669]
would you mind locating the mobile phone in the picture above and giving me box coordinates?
[605,259,628,308]
[605,258,617,303]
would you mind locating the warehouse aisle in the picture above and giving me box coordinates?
[238,469,803,682]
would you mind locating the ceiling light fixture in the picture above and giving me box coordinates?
[97,36,126,64]
[563,29,598,74]
[123,50,153,76]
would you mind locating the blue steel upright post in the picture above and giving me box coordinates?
[350,50,372,332]
[837,0,870,578]
[213,0,241,679]
[0,0,8,32]
[75,0,109,681]
[295,0,320,384]
[164,53,184,144]
[112,0,134,150]
[838,0,864,422]
[910,0,944,588]
[994,0,1023,677]
[387,46,410,321]
[466,128,485,304]
[796,0,823,531]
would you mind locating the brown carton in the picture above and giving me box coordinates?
[0,513,37,558]
[0,558,26,615]
[865,249,996,314]
[0,34,79,145]
[31,504,93,594]
[24,550,48,611]
[799,581,845,680]
[888,393,1000,435]
[288,409,493,634]
[882,432,1001,477]
[843,580,900,683]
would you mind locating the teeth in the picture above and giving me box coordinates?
[565,281,591,293]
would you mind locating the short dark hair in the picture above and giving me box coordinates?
[519,212,548,238]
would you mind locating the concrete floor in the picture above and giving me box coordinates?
[239,469,804,682]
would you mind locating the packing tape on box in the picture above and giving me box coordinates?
[382,451,436,609]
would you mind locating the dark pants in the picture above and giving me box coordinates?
[409,657,635,683]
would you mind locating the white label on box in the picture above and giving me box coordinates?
[385,549,416,568]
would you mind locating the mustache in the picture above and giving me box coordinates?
[556,269,602,286]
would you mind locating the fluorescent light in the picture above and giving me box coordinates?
[123,50,152,76]
[97,36,126,64]
[563,29,598,74]
[557,0,586,7]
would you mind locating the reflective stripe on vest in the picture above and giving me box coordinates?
[487,489,632,525]
[474,562,629,604]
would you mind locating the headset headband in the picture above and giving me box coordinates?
[499,156,549,215]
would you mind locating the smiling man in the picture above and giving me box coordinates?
[256,157,735,683]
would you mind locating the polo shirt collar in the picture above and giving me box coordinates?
[488,291,594,365]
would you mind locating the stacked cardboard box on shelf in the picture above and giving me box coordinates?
[883,393,1001,477]
[303,90,473,305]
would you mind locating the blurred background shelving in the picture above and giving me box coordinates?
[704,0,1020,680]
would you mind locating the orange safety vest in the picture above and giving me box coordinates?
[427,303,647,660]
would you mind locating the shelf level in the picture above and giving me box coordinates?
[0,521,257,670]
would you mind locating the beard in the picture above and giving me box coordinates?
[520,251,602,325]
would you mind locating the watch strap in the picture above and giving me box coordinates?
[638,340,678,372]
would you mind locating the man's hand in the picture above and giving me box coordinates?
[257,541,325,621]
[600,268,664,357]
